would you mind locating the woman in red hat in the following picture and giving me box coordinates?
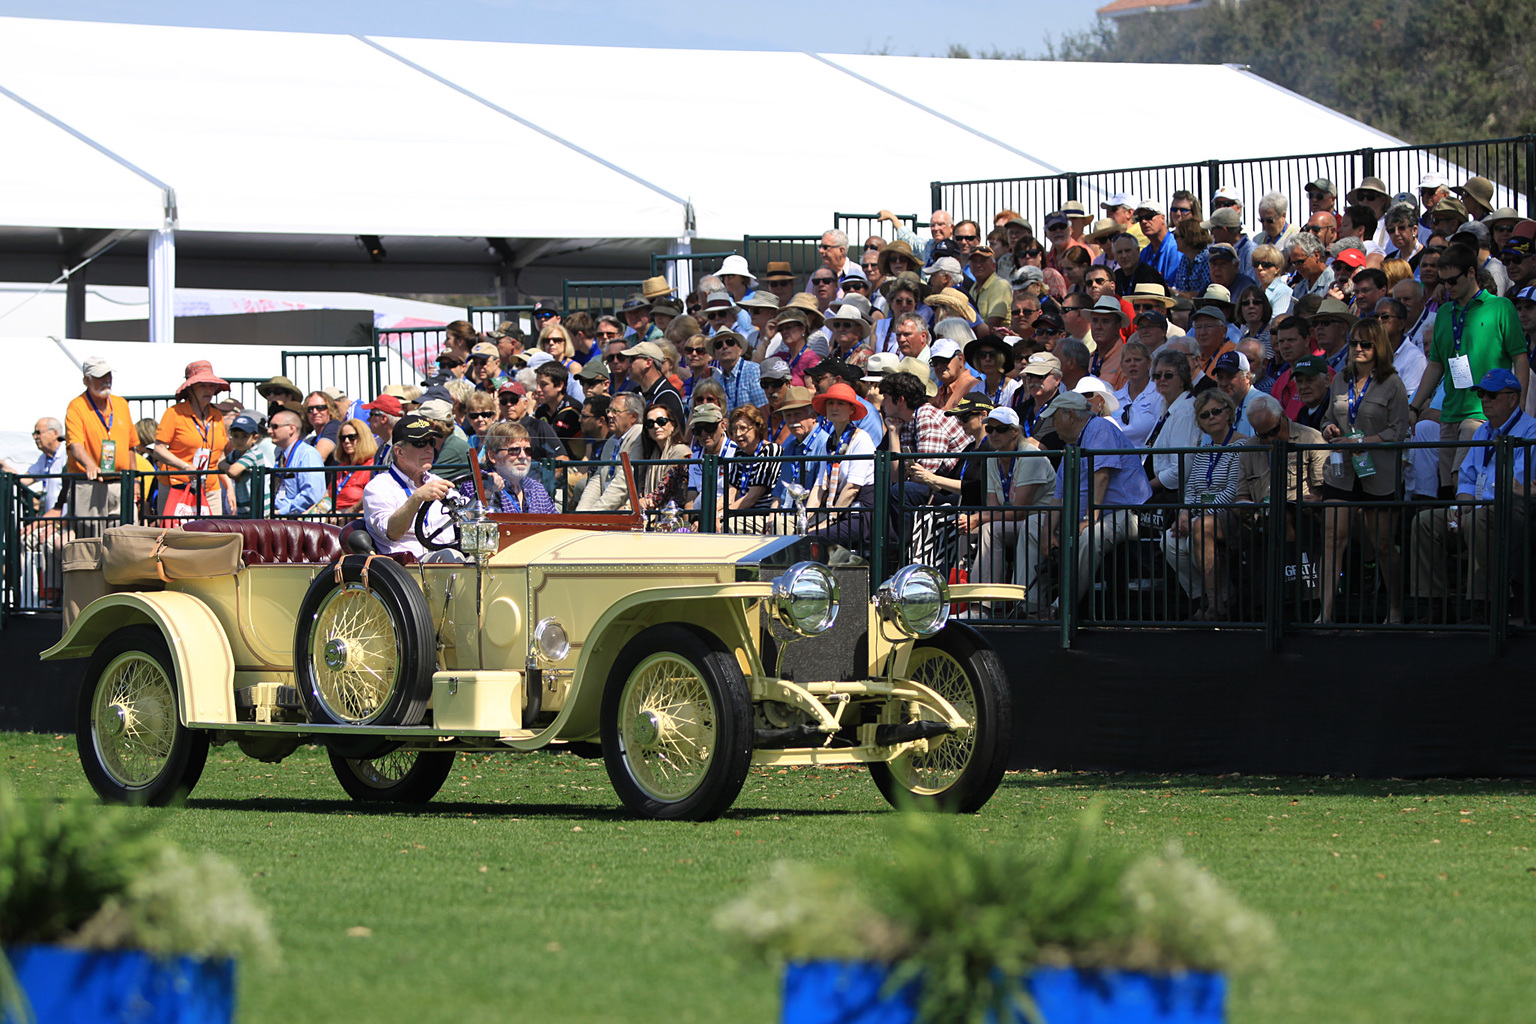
[805,382,877,551]
[154,361,230,517]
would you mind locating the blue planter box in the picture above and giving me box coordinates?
[783,960,1225,1024]
[4,946,235,1024]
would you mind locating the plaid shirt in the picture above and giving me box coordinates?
[718,358,767,411]
[898,404,967,475]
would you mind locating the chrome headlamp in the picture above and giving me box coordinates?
[770,562,840,637]
[532,617,571,663]
[459,501,501,564]
[875,564,950,638]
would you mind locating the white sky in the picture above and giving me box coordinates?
[0,0,1102,57]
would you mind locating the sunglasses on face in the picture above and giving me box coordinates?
[497,445,533,456]
[1152,371,1180,381]
[1258,424,1284,440]
[716,336,740,347]
[984,423,1014,434]
[1302,226,1325,234]
[684,346,709,355]
[1170,206,1192,215]
[1352,340,1375,349]
[468,411,494,419]
[955,234,979,242]
[1197,408,1228,421]
[817,243,840,250]
[534,312,555,320]
[339,433,358,441]
[691,422,718,435]
[305,405,327,412]
[1253,260,1277,270]
[811,276,836,285]
[404,439,436,450]
[645,416,670,428]
[843,280,869,290]
[762,380,786,390]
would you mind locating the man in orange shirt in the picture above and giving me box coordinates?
[63,356,138,532]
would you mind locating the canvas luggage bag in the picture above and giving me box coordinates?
[100,525,243,586]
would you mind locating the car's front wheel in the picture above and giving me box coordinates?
[76,625,209,806]
[868,624,1012,813]
[601,625,753,821]
[329,747,457,803]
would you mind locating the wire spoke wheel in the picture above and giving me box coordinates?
[329,747,457,803]
[76,626,209,806]
[91,651,178,789]
[887,646,978,795]
[601,625,753,821]
[309,583,402,725]
[869,626,1012,813]
[618,653,719,802]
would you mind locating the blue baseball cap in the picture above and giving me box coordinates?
[1475,368,1521,394]
[229,413,261,434]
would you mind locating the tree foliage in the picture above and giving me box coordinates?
[1028,0,1536,144]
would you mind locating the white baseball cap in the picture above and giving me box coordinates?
[1419,173,1449,190]
[985,406,1021,428]
[1102,193,1139,211]
[928,338,961,361]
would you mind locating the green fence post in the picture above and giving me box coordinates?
[873,450,890,595]
[1490,435,1513,657]
[1064,173,1078,203]
[1525,135,1536,216]
[700,453,717,534]
[1360,146,1376,180]
[1059,445,1079,649]
[120,470,135,525]
[929,182,942,214]
[1264,440,1286,652]
[249,469,266,520]
[1206,159,1222,203]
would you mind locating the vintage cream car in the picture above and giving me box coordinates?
[45,466,1024,820]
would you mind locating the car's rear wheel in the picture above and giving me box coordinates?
[76,625,209,806]
[329,747,456,803]
[601,625,752,821]
[868,625,1011,813]
[294,556,435,748]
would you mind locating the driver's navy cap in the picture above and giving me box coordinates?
[392,415,438,445]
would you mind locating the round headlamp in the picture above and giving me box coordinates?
[770,562,840,637]
[875,564,950,638]
[532,617,571,663]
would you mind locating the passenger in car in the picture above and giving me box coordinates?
[459,421,558,514]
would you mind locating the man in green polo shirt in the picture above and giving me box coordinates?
[1410,242,1529,493]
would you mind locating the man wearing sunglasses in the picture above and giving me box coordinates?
[1135,200,1182,283]
[460,421,557,515]
[685,405,737,516]
[1410,244,1530,492]
[361,414,455,560]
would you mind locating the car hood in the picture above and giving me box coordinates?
[491,528,807,570]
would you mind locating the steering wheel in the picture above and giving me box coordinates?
[413,497,462,552]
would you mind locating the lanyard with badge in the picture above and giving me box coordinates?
[188,407,216,489]
[1475,410,1523,498]
[88,393,117,473]
[1335,376,1379,477]
[1199,426,1236,505]
[1448,290,1482,389]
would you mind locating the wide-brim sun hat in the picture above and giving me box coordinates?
[810,381,869,418]
[176,360,229,398]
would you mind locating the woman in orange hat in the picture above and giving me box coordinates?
[154,360,230,517]
[805,382,877,551]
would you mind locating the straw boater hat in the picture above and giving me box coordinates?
[256,375,303,402]
[176,360,229,400]
[877,240,922,278]
[641,276,673,302]
[895,356,939,397]
[781,293,826,331]
[926,287,978,324]
[771,307,812,331]
[762,261,795,282]
[880,269,930,304]
[1126,282,1176,310]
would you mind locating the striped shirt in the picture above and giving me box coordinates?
[727,441,783,508]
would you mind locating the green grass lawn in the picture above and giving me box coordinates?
[4,730,1534,1024]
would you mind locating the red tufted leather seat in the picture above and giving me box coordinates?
[183,519,343,565]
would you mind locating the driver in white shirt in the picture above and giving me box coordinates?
[361,414,456,560]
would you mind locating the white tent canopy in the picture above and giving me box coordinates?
[0,15,1419,244]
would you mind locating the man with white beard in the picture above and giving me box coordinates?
[459,420,558,514]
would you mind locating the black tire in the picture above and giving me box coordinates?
[294,555,435,733]
[868,624,1012,813]
[328,748,457,803]
[76,625,209,806]
[600,624,753,821]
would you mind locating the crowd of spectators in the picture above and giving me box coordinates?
[12,171,1536,621]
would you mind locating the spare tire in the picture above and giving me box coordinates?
[294,555,435,733]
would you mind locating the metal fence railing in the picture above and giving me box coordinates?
[833,212,927,248]
[280,350,378,410]
[561,280,645,321]
[374,325,447,389]
[467,304,536,338]
[9,439,1533,654]
[742,236,821,285]
[931,134,1536,242]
